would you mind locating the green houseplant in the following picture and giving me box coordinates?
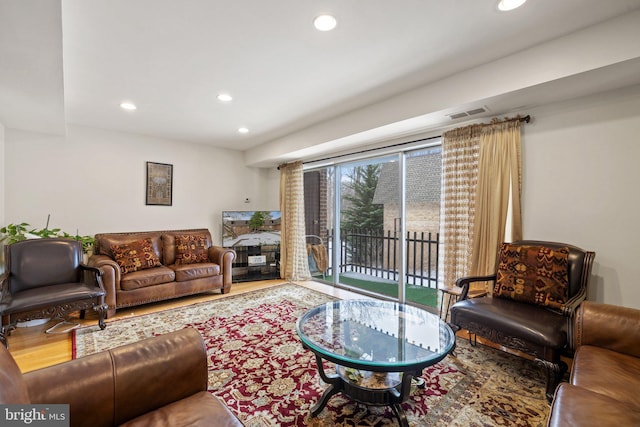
[0,222,95,255]
[0,222,31,244]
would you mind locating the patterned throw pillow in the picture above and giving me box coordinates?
[494,243,570,310]
[175,235,209,265]
[111,238,161,274]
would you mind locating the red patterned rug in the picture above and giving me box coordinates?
[73,283,549,426]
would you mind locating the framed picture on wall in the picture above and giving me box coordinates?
[146,162,173,206]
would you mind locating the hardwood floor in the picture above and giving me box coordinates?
[7,280,366,373]
[8,279,570,374]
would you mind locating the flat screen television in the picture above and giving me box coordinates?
[222,210,281,247]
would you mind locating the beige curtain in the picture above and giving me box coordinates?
[440,118,523,294]
[279,161,311,281]
[470,119,523,291]
[439,125,482,291]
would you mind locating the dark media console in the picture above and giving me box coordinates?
[231,244,280,282]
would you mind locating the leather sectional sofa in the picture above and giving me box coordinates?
[0,328,243,426]
[89,229,235,318]
[547,301,640,426]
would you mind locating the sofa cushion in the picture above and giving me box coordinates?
[450,296,567,348]
[111,238,162,274]
[170,263,220,282]
[119,391,243,427]
[571,345,640,408]
[98,233,162,260]
[175,235,209,265]
[162,230,211,265]
[494,243,569,309]
[547,383,640,427]
[120,266,176,291]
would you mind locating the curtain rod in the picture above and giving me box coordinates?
[498,114,530,124]
[278,114,530,169]
[301,135,441,168]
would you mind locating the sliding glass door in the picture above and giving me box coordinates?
[304,142,441,310]
[337,155,401,298]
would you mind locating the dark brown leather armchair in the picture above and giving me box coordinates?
[449,240,595,401]
[0,238,107,347]
[0,328,243,427]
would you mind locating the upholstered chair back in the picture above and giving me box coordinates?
[6,238,82,293]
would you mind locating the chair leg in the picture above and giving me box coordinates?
[535,358,567,402]
[93,302,108,330]
[0,328,7,349]
[466,330,477,346]
[0,323,16,349]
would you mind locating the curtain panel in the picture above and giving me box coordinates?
[279,161,311,281]
[440,118,523,295]
[471,119,523,288]
[439,125,482,291]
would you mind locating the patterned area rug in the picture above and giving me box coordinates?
[73,283,549,426]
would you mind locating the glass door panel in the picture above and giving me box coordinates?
[337,155,400,299]
[303,142,442,311]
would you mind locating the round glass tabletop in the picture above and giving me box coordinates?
[296,299,455,372]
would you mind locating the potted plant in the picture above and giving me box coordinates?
[1,222,95,257]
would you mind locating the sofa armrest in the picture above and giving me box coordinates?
[24,328,208,427]
[575,301,640,357]
[24,349,116,427]
[208,246,236,288]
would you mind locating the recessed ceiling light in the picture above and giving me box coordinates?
[238,127,249,134]
[120,102,137,110]
[217,93,233,102]
[314,14,337,31]
[498,0,527,11]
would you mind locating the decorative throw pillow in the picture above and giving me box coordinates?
[175,235,209,265]
[111,238,161,274]
[494,243,570,309]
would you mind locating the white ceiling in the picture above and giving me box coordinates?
[2,0,640,160]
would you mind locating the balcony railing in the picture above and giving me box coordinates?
[320,229,439,289]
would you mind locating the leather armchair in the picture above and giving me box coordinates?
[449,240,595,401]
[0,238,107,347]
[0,328,243,427]
[547,301,640,426]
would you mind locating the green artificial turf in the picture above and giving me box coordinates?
[313,273,438,309]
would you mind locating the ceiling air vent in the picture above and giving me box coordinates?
[466,107,486,115]
[449,112,468,120]
[447,106,488,120]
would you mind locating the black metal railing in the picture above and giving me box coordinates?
[321,229,439,289]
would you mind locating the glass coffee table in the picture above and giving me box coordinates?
[296,299,455,426]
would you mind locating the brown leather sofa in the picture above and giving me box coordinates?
[0,328,243,427]
[89,229,235,317]
[547,301,640,426]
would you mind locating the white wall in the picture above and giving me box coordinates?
[4,125,278,245]
[0,122,5,228]
[0,122,5,274]
[522,85,640,308]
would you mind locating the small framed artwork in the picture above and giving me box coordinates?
[146,162,173,206]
